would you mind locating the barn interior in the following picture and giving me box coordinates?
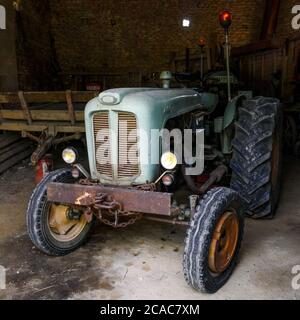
[0,0,299,300]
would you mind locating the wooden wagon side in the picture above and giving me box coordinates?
[0,90,99,164]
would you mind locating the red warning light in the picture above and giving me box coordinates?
[219,10,232,29]
[198,37,206,47]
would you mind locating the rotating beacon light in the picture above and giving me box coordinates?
[219,10,232,30]
[219,10,232,102]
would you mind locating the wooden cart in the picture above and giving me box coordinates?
[0,90,98,164]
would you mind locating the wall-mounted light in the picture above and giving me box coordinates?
[182,18,191,28]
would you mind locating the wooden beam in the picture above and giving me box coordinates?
[18,91,32,125]
[65,90,76,125]
[260,0,281,40]
[231,39,281,57]
[0,122,85,133]
[0,109,84,121]
[0,91,99,104]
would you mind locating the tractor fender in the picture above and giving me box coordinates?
[223,94,246,130]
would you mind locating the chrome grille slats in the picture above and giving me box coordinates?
[118,112,139,178]
[93,111,139,181]
[93,112,113,178]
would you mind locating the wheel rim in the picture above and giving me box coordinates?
[48,204,87,242]
[208,210,239,274]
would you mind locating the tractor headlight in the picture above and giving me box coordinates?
[161,152,178,170]
[62,148,77,164]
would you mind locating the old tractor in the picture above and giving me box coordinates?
[26,11,282,293]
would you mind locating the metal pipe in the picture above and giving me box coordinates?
[224,30,231,102]
[200,46,204,87]
[143,216,188,226]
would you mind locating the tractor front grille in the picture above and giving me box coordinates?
[93,111,113,178]
[118,112,139,178]
[93,111,139,180]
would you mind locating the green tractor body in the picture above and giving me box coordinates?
[85,88,220,185]
[26,11,282,294]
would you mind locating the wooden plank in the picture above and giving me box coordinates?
[0,104,4,121]
[65,90,76,125]
[55,125,85,133]
[0,109,84,121]
[0,122,85,133]
[0,148,33,174]
[18,91,32,125]
[0,133,21,149]
[0,93,21,104]
[0,140,32,164]
[0,91,99,104]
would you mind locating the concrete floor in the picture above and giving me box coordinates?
[0,157,299,300]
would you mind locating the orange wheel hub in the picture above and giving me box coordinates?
[48,204,87,242]
[208,210,239,273]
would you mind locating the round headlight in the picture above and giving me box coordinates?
[62,148,77,164]
[161,152,178,170]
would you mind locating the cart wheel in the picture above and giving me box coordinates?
[183,187,244,293]
[27,169,94,256]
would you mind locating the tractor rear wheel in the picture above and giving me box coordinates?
[183,187,244,293]
[230,96,282,219]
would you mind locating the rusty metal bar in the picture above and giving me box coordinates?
[47,182,174,216]
[22,131,40,143]
[52,132,81,145]
[31,135,54,165]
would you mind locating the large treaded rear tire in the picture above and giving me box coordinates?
[27,169,94,256]
[230,96,282,219]
[183,187,244,293]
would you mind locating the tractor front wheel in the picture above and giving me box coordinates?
[183,187,244,293]
[27,169,94,256]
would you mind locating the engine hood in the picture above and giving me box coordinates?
[95,88,215,120]
[84,88,217,184]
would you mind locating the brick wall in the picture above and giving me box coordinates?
[276,0,300,41]
[50,0,266,76]
[15,0,299,89]
[0,0,18,91]
[16,0,58,90]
